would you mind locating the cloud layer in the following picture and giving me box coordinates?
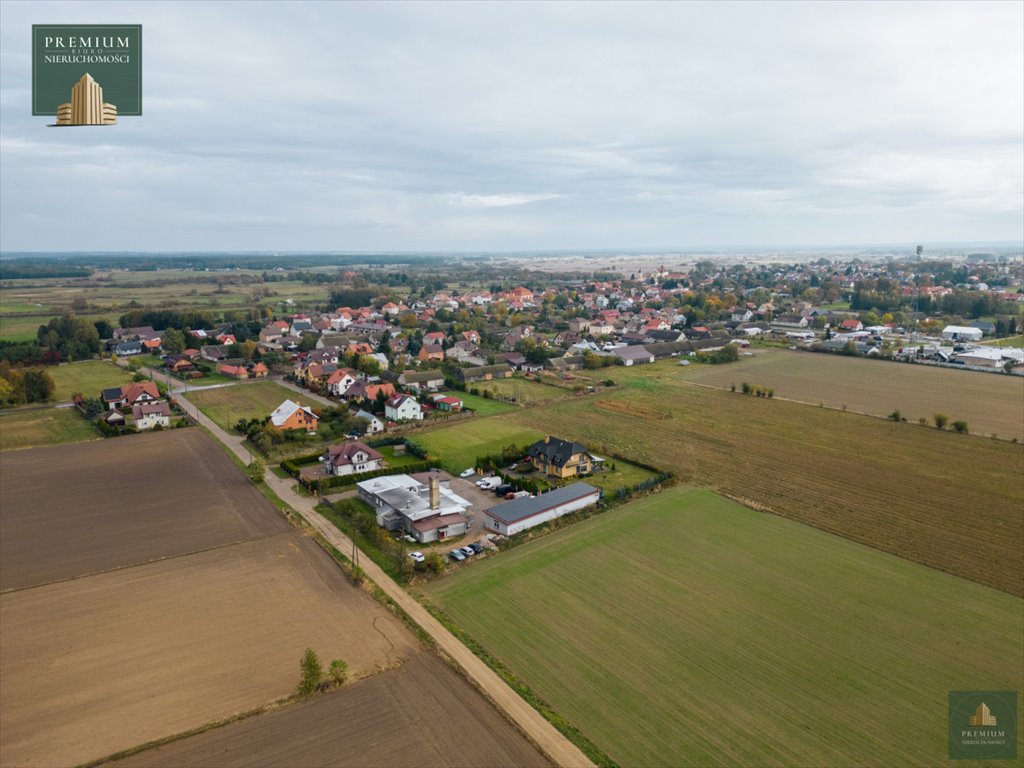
[1,1,1021,251]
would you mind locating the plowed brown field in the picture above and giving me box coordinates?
[0,431,421,768]
[112,650,550,768]
[0,430,289,591]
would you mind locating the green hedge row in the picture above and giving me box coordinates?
[307,460,432,492]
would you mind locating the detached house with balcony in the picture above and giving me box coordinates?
[526,436,599,479]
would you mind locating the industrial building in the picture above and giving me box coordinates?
[484,482,601,536]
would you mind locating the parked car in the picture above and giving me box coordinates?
[508,463,518,471]
[459,468,476,478]
[449,549,465,562]
[460,546,475,558]
[408,551,425,563]
[468,542,484,554]
[494,484,514,496]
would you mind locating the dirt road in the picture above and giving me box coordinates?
[174,392,594,768]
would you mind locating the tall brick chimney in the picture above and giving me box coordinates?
[429,474,440,510]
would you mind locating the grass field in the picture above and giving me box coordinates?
[417,418,544,472]
[47,360,136,402]
[0,407,100,452]
[424,486,1024,767]
[457,392,519,416]
[472,376,572,405]
[188,381,306,431]
[982,335,1024,348]
[679,349,1024,440]
[505,376,1024,596]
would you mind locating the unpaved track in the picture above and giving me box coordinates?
[176,392,595,768]
[113,649,550,768]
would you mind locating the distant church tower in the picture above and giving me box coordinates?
[56,73,117,126]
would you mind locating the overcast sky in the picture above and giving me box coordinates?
[1,1,1021,252]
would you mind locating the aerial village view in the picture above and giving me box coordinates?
[0,3,1021,768]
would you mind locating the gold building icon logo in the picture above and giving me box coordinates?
[55,73,117,126]
[969,703,997,727]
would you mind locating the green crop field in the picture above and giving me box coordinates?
[679,349,1024,440]
[0,408,101,452]
[424,487,1024,768]
[187,381,306,431]
[505,377,1024,596]
[47,361,136,402]
[417,418,544,472]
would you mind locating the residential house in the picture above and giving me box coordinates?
[326,367,359,397]
[200,345,229,362]
[113,341,143,356]
[385,394,423,421]
[132,401,172,431]
[217,363,249,380]
[343,380,395,404]
[102,381,161,411]
[355,409,385,434]
[269,400,319,432]
[418,344,445,363]
[526,436,598,479]
[321,441,386,476]
[398,370,446,392]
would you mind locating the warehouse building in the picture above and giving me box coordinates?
[484,482,601,536]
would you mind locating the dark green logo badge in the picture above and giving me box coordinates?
[32,25,142,123]
[949,691,1018,760]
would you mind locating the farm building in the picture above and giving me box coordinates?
[429,394,463,412]
[941,325,984,342]
[614,346,655,366]
[357,473,471,543]
[321,441,385,476]
[456,364,513,384]
[269,399,319,432]
[484,482,601,536]
[526,436,599,479]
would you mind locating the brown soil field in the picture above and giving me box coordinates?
[0,533,416,768]
[0,430,423,768]
[0,429,289,591]
[510,382,1024,596]
[683,349,1024,440]
[112,649,550,768]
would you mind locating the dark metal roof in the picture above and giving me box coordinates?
[485,482,600,525]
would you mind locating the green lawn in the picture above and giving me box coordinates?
[47,360,136,402]
[187,381,306,431]
[417,419,544,472]
[424,486,1024,768]
[0,407,101,451]
[456,392,519,416]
